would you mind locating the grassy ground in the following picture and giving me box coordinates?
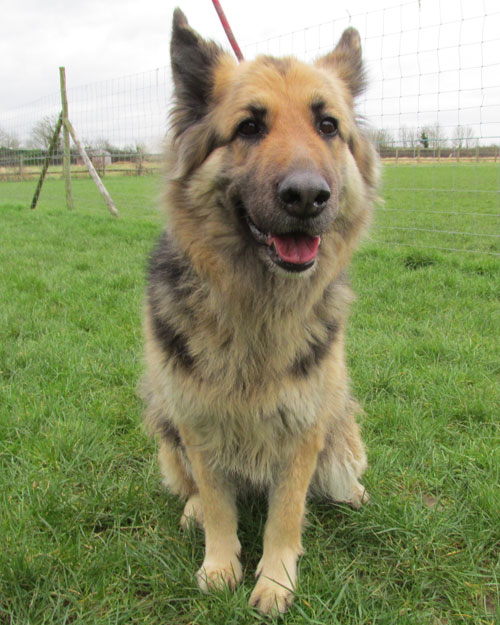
[0,172,499,624]
[375,163,500,255]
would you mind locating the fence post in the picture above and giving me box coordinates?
[59,67,74,211]
[31,113,63,210]
[64,118,120,218]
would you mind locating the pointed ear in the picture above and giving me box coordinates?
[316,27,365,98]
[170,9,226,135]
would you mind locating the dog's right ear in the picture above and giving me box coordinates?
[170,9,225,136]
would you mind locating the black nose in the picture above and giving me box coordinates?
[278,171,331,218]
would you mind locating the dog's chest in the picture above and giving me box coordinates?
[165,316,327,484]
[183,380,324,486]
[187,294,333,392]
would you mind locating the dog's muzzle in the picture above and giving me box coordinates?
[278,170,331,220]
[248,170,332,273]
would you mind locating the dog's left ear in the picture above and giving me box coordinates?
[316,27,365,98]
[170,9,226,135]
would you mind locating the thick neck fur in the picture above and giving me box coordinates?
[149,225,352,402]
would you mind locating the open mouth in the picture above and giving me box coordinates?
[244,210,321,273]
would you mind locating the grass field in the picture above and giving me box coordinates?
[377,163,500,255]
[1,167,499,624]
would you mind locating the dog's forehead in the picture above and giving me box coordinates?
[214,55,348,118]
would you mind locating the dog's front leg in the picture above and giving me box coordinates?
[249,427,323,614]
[179,426,242,592]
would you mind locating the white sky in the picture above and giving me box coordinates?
[1,0,499,148]
[0,0,378,108]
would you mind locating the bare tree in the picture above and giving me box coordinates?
[367,128,394,150]
[0,126,20,149]
[28,115,61,151]
[398,126,418,148]
[452,125,475,149]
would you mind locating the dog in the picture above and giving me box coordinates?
[141,8,379,615]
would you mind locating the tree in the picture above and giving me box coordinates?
[398,126,418,149]
[0,127,20,149]
[452,125,475,149]
[28,115,61,151]
[420,124,446,150]
[367,128,394,150]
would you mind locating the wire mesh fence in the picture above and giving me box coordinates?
[0,0,499,254]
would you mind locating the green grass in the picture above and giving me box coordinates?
[0,175,162,217]
[1,171,499,624]
[376,162,500,255]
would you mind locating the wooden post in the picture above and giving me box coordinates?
[19,154,24,180]
[64,118,120,218]
[59,67,74,211]
[31,113,63,210]
[136,147,144,176]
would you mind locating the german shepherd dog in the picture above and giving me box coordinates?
[142,9,379,615]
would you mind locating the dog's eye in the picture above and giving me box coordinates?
[318,117,339,137]
[237,119,262,138]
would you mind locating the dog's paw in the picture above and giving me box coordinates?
[196,558,243,593]
[348,483,370,510]
[249,576,295,615]
[180,494,204,530]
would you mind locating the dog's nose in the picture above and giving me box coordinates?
[278,171,331,218]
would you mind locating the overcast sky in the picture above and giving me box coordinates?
[1,0,400,109]
[1,0,499,148]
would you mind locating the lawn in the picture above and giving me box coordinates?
[375,162,500,255]
[0,169,499,624]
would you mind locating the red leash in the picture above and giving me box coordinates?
[211,0,244,62]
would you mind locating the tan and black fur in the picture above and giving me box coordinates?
[142,9,379,615]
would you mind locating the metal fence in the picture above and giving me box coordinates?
[0,0,499,255]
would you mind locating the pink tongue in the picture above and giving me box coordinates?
[270,234,321,265]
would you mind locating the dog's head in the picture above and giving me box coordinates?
[167,9,378,279]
